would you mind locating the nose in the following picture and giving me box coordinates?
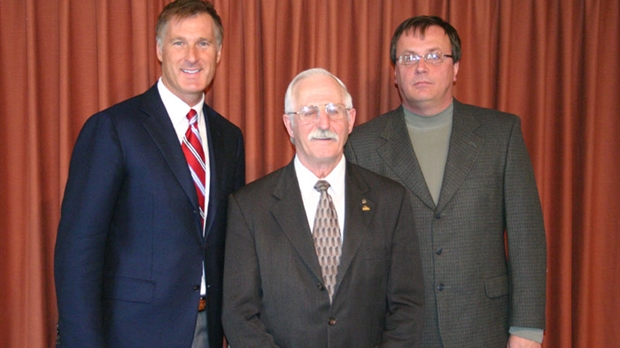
[315,108,331,129]
[415,59,429,73]
[186,45,198,62]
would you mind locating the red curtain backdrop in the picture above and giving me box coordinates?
[1,0,618,347]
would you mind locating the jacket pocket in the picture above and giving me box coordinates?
[103,276,155,303]
[484,273,509,298]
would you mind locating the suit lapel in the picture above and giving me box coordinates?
[203,105,220,239]
[335,163,373,293]
[436,101,483,211]
[270,163,324,282]
[377,107,436,209]
[139,85,203,238]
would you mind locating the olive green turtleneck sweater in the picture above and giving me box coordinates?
[403,103,453,205]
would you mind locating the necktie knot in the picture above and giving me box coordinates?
[186,109,198,124]
[314,180,330,193]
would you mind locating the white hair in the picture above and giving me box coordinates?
[284,68,353,116]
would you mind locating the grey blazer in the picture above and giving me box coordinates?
[222,161,425,348]
[345,100,546,347]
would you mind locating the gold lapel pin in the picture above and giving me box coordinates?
[361,198,370,211]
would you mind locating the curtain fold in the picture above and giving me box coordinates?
[1,0,618,346]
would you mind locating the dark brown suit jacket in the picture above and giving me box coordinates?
[222,161,425,347]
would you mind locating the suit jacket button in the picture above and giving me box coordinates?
[328,318,337,326]
[317,283,325,291]
[435,247,443,255]
[435,213,442,219]
[193,284,200,291]
[437,283,445,291]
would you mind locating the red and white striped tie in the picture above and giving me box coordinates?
[182,109,206,226]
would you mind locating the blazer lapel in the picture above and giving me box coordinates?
[436,100,483,212]
[203,105,221,239]
[377,107,436,209]
[269,163,324,283]
[139,85,203,236]
[335,163,373,293]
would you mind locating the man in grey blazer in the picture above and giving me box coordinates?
[345,16,546,348]
[222,68,425,347]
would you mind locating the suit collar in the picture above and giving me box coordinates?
[376,101,483,211]
[269,161,376,300]
[138,84,218,242]
[377,106,436,209]
[203,103,227,239]
[435,100,483,211]
[139,86,198,218]
[334,162,374,295]
[270,162,323,282]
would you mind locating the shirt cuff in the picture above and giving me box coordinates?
[509,326,544,344]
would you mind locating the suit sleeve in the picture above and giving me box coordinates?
[382,186,425,347]
[503,118,546,330]
[54,114,124,347]
[222,193,280,348]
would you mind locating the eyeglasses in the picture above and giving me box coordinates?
[285,103,350,125]
[397,51,454,66]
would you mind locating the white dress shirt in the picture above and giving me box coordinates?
[294,155,346,240]
[157,78,210,295]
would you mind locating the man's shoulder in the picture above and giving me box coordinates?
[90,84,158,120]
[203,103,242,135]
[232,165,290,199]
[347,162,406,194]
[351,107,403,135]
[454,99,520,125]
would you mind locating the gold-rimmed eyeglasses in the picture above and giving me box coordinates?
[285,103,350,125]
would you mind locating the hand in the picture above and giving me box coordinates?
[507,335,542,348]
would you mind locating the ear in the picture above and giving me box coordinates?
[156,42,163,63]
[282,114,295,139]
[453,61,460,82]
[216,45,222,64]
[347,108,356,134]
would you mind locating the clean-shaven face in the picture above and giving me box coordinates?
[157,13,221,106]
[394,25,459,116]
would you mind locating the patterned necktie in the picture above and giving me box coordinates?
[182,109,206,227]
[312,180,342,302]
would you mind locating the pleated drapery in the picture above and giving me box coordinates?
[1,1,618,347]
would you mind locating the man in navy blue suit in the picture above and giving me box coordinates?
[54,1,245,347]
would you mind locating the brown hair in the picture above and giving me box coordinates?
[390,15,461,65]
[156,0,223,47]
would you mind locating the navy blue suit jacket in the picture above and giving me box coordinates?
[55,84,245,347]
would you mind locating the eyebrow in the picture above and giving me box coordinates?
[401,46,444,55]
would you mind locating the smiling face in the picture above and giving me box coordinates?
[283,74,356,177]
[394,25,459,116]
[157,13,222,106]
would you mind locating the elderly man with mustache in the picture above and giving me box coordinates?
[222,68,425,348]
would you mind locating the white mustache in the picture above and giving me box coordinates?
[308,129,339,141]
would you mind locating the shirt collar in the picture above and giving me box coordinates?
[294,155,346,196]
[157,77,205,119]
